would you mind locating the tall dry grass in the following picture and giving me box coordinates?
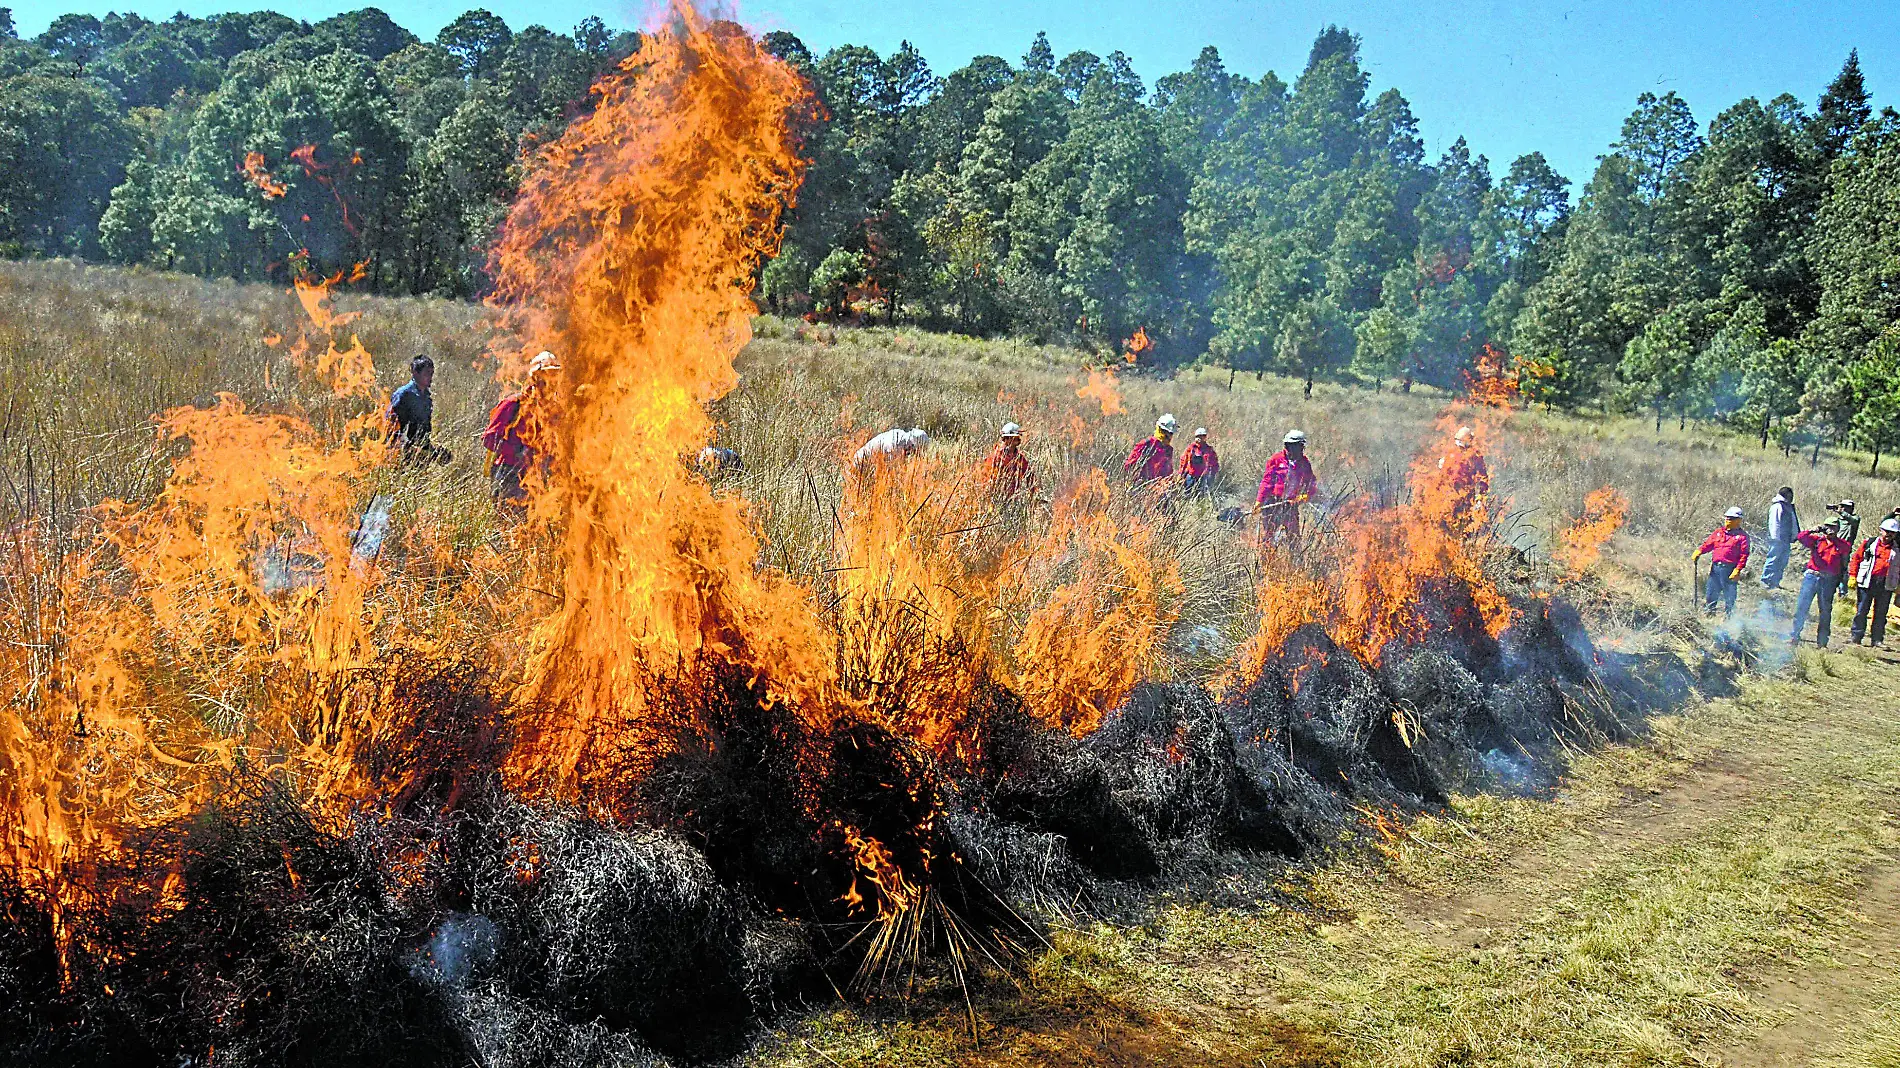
[4,258,1894,653]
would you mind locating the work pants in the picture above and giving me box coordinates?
[1790,569,1837,647]
[1759,539,1791,589]
[1851,585,1894,645]
[1704,560,1740,617]
[1259,501,1302,559]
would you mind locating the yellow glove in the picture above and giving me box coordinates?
[1690,551,1701,564]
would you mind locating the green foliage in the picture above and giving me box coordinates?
[0,73,134,255]
[1,7,1897,455]
[810,247,868,314]
[759,243,814,314]
[436,8,510,79]
[1844,330,1900,471]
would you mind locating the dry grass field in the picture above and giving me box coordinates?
[4,258,1900,1066]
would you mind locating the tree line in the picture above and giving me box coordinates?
[1,9,1897,466]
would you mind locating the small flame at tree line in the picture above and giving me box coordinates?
[1124,326,1152,365]
[241,151,287,199]
[0,0,1641,1008]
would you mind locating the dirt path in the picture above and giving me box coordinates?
[1402,754,1770,952]
[1386,651,1900,1066]
[1718,859,1900,1066]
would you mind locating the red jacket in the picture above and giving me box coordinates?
[1256,450,1316,506]
[1796,529,1851,578]
[1180,440,1220,480]
[985,443,1032,498]
[1440,451,1490,497]
[1852,535,1898,589]
[1698,526,1751,569]
[482,392,538,471]
[1124,436,1174,483]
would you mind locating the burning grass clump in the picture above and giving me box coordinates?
[943,581,1707,922]
[0,556,1711,1068]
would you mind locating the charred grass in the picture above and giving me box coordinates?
[755,654,1900,1066]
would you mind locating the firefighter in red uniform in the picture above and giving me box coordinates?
[482,350,559,505]
[985,422,1034,501]
[1257,429,1317,547]
[1179,427,1220,494]
[1437,425,1491,532]
[1124,414,1178,486]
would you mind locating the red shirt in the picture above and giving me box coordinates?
[1853,536,1896,583]
[1796,529,1851,578]
[1440,450,1490,496]
[1257,450,1316,506]
[985,443,1032,498]
[1698,526,1751,569]
[482,392,539,470]
[1180,440,1220,479]
[1124,436,1174,483]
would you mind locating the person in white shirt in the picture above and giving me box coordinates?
[852,427,929,469]
[1760,486,1798,590]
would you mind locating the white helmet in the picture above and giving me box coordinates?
[1883,517,1900,534]
[1841,499,1857,511]
[1193,427,1208,438]
[1724,506,1745,519]
[528,350,561,375]
[1000,422,1021,438]
[1157,414,1179,434]
[1454,426,1475,447]
[1283,429,1307,445]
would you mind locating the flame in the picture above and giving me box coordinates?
[1075,368,1126,419]
[283,270,375,398]
[288,144,360,237]
[1123,326,1152,365]
[484,5,832,796]
[0,195,505,962]
[1223,410,1516,693]
[1464,343,1521,409]
[240,151,287,198]
[1,0,1630,1002]
[1554,487,1629,577]
[1010,472,1182,736]
[837,821,919,918]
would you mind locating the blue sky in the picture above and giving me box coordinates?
[8,0,1893,185]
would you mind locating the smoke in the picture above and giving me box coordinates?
[409,912,501,989]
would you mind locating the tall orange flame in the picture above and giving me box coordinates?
[1224,412,1515,694]
[484,7,832,795]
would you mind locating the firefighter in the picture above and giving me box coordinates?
[1848,516,1900,649]
[481,350,560,505]
[1257,429,1318,545]
[1692,506,1750,617]
[1789,514,1852,648]
[1759,486,1798,590]
[697,446,742,476]
[1179,427,1220,494]
[1124,414,1177,486]
[852,427,930,469]
[1437,424,1490,530]
[984,422,1034,500]
[1830,499,1862,595]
